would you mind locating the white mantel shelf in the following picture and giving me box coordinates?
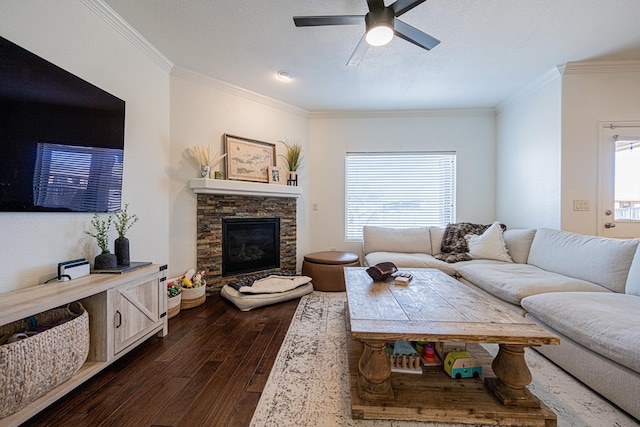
[189,178,301,198]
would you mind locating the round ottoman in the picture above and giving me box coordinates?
[302,251,360,292]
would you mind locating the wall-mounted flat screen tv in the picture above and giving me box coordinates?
[0,35,125,212]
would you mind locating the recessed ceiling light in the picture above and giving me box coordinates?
[276,70,294,81]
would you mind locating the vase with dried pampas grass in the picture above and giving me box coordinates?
[188,145,227,178]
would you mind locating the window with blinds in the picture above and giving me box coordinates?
[33,142,123,212]
[345,151,456,240]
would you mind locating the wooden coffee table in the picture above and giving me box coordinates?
[344,267,560,426]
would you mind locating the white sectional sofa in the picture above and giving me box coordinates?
[362,224,640,420]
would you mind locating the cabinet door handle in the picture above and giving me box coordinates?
[116,310,122,328]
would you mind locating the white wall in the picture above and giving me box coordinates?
[12,4,635,293]
[496,73,562,229]
[169,70,310,276]
[307,110,497,256]
[561,63,640,234]
[0,0,171,292]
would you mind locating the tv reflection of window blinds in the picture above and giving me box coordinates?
[33,142,123,212]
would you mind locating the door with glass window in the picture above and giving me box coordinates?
[598,122,640,238]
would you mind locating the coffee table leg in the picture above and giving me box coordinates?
[485,344,541,408]
[357,340,394,401]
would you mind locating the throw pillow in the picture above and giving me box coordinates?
[466,221,513,262]
[434,222,507,263]
[435,222,491,263]
[623,243,640,296]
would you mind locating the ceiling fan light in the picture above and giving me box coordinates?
[365,8,395,47]
[366,24,394,46]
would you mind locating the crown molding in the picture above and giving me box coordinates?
[560,60,640,74]
[80,0,173,73]
[308,108,495,120]
[496,67,561,112]
[170,66,310,118]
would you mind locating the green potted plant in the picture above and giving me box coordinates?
[113,203,139,266]
[279,139,303,185]
[85,213,116,269]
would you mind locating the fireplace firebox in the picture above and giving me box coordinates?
[222,217,280,276]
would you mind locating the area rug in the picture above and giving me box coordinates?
[250,292,639,427]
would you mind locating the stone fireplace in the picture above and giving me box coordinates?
[193,178,299,291]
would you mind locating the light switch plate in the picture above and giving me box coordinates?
[573,200,590,211]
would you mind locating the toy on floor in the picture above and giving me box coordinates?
[388,340,422,374]
[419,342,439,366]
[434,341,467,360]
[444,351,482,379]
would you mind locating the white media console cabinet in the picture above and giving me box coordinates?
[0,264,168,426]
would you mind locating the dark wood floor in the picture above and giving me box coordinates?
[23,294,300,427]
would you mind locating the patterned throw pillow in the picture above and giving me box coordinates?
[434,222,506,263]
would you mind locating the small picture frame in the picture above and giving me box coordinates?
[268,166,282,184]
[224,134,276,183]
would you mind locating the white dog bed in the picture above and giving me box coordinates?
[221,275,314,311]
[221,283,313,311]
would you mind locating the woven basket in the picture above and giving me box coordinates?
[167,294,181,319]
[0,302,89,418]
[180,286,206,309]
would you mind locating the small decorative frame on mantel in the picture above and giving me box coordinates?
[224,134,276,183]
[268,166,283,184]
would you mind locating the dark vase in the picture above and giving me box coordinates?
[94,251,117,270]
[115,236,130,266]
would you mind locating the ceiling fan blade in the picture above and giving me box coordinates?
[394,19,440,50]
[346,34,370,67]
[366,0,386,11]
[293,15,364,27]
[389,0,428,17]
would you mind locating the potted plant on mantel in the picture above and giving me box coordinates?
[113,203,139,267]
[188,144,226,179]
[85,213,116,269]
[279,139,303,186]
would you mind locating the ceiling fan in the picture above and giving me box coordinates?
[293,0,440,67]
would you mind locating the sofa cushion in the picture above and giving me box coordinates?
[528,228,640,293]
[430,227,444,256]
[522,292,640,373]
[466,221,513,262]
[363,226,431,255]
[502,229,536,264]
[364,252,457,276]
[456,263,610,305]
[451,259,510,270]
[625,245,640,296]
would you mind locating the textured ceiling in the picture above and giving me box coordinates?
[102,0,640,111]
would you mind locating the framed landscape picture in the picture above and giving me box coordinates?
[224,134,276,183]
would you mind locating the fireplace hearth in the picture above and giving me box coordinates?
[222,217,280,276]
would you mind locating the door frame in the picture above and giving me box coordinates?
[597,120,640,237]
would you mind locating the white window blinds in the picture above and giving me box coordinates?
[345,152,456,240]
